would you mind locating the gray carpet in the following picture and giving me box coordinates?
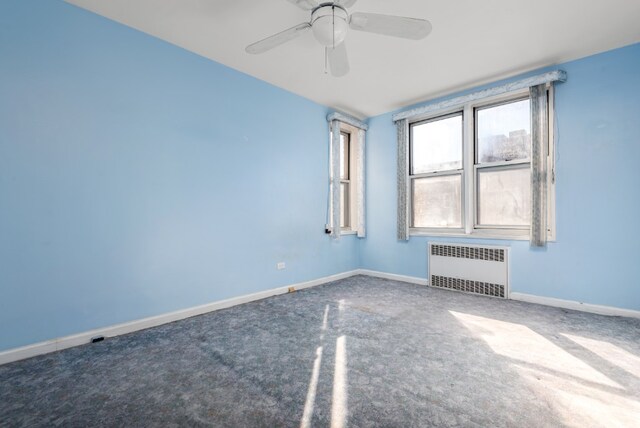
[1,275,639,427]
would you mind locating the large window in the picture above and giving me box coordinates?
[408,89,555,239]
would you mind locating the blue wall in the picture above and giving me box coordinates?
[1,1,639,354]
[360,43,640,311]
[0,1,358,352]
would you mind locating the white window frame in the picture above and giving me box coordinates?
[408,87,556,241]
[340,130,351,231]
[409,111,465,233]
[331,123,361,235]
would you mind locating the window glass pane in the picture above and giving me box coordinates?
[340,133,349,180]
[340,182,349,228]
[411,114,462,174]
[477,167,531,226]
[412,175,462,228]
[477,98,531,163]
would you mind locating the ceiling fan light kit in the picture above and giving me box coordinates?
[245,0,432,77]
[311,5,348,47]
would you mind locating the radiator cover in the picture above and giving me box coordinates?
[428,243,509,298]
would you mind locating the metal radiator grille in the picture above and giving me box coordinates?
[431,275,505,298]
[431,244,505,262]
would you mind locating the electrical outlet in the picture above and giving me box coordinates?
[91,335,105,343]
[277,262,286,270]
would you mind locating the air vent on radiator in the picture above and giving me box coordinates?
[431,244,504,262]
[431,275,505,298]
[428,243,509,299]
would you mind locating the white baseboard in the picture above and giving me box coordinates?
[510,292,640,319]
[356,269,429,286]
[3,269,638,366]
[0,270,359,366]
[357,269,640,319]
[358,269,640,319]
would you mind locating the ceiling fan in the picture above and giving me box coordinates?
[245,0,432,77]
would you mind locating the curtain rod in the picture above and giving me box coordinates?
[392,70,567,122]
[327,111,368,131]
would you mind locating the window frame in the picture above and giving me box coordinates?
[473,95,531,231]
[330,124,361,236]
[408,87,556,241]
[340,131,351,230]
[409,111,465,233]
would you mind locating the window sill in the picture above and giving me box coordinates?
[409,229,556,242]
[409,229,529,241]
[341,229,357,236]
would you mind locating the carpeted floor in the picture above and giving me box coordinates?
[1,275,639,427]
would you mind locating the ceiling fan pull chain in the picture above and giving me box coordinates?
[324,46,328,74]
[332,5,335,49]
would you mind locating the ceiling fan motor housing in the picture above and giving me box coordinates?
[311,5,348,47]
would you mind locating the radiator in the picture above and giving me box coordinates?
[428,243,509,298]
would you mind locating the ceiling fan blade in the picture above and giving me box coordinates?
[328,42,349,77]
[349,12,432,40]
[334,0,358,8]
[286,0,319,10]
[245,23,311,54]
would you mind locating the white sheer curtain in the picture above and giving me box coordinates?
[529,84,549,247]
[330,119,341,240]
[355,127,366,238]
[396,118,409,241]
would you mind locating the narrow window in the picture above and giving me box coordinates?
[340,132,350,229]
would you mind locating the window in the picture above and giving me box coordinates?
[408,89,555,239]
[410,113,463,230]
[475,98,531,229]
[340,132,350,229]
[330,124,362,235]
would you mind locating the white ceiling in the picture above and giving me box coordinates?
[66,0,640,118]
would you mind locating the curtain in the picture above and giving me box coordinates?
[330,119,341,239]
[397,118,409,241]
[530,84,548,247]
[355,128,366,238]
